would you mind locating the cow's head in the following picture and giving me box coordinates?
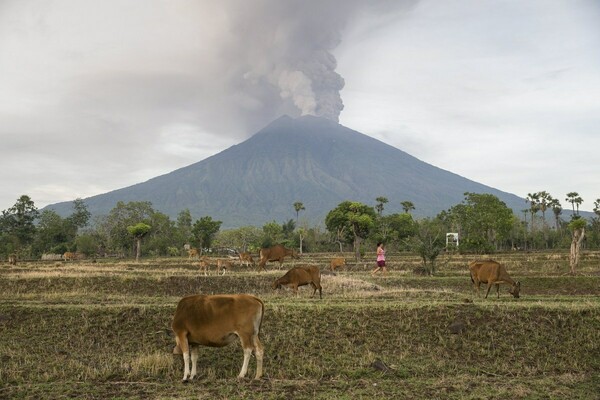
[509,281,521,298]
[272,280,282,290]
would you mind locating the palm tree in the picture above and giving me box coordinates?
[375,197,388,216]
[401,201,415,214]
[526,193,540,233]
[537,191,551,229]
[293,202,305,225]
[548,198,562,231]
[565,192,583,216]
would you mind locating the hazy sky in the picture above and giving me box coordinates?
[1,0,599,214]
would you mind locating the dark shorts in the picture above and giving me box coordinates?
[377,260,386,267]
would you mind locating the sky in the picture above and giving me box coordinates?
[1,0,599,214]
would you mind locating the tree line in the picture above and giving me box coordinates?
[1,191,599,271]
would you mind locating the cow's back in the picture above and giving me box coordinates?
[470,260,501,282]
[173,294,263,346]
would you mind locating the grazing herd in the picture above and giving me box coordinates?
[171,249,522,381]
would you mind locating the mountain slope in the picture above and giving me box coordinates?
[47,115,525,227]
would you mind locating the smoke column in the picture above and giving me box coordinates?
[218,0,408,124]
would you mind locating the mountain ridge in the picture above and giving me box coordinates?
[46,115,526,228]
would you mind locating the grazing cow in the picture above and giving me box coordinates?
[172,294,264,381]
[188,248,199,260]
[216,259,232,275]
[63,252,76,261]
[198,257,211,276]
[8,254,17,265]
[238,252,255,268]
[258,244,299,271]
[198,257,229,276]
[329,257,346,271]
[272,265,322,299]
[469,260,521,299]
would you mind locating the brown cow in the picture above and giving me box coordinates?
[330,257,346,271]
[8,254,17,265]
[198,257,211,276]
[238,252,255,268]
[469,260,521,299]
[172,294,264,381]
[188,248,199,260]
[198,257,230,276]
[216,259,232,275]
[258,244,299,271]
[272,265,322,299]
[63,252,76,261]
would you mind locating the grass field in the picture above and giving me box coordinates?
[0,251,599,399]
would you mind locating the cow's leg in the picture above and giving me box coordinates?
[190,345,199,380]
[310,282,317,297]
[238,335,253,379]
[253,334,264,379]
[485,283,493,299]
[496,283,500,298]
[176,333,191,382]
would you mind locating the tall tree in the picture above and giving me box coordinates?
[325,201,376,261]
[548,198,563,231]
[102,201,155,254]
[33,210,71,255]
[444,193,515,253]
[1,195,39,254]
[192,216,222,251]
[537,191,551,229]
[67,198,91,231]
[526,192,540,234]
[176,209,193,246]
[375,197,388,216]
[401,201,415,214]
[293,202,305,225]
[565,192,583,217]
[127,223,151,262]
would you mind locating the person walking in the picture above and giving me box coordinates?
[371,242,387,275]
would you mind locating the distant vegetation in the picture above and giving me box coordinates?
[1,191,599,267]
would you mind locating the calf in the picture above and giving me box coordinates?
[329,257,346,271]
[188,248,199,260]
[238,252,255,268]
[272,265,322,299]
[469,260,521,299]
[172,294,264,381]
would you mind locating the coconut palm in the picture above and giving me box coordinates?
[401,201,415,214]
[375,197,388,216]
[565,192,583,216]
[293,201,305,225]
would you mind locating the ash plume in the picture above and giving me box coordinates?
[220,0,407,124]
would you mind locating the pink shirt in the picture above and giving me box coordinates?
[377,247,385,262]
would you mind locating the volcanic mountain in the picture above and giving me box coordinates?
[47,115,525,228]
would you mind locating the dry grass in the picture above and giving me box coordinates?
[0,252,599,399]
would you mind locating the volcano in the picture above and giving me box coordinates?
[46,115,524,228]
